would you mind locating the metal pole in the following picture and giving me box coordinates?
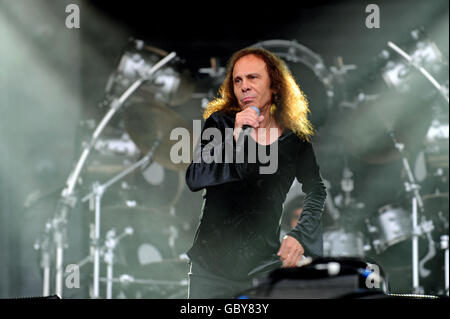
[411,197,420,293]
[389,132,426,294]
[43,266,50,297]
[35,221,52,296]
[446,241,449,296]
[55,245,63,297]
[53,205,70,298]
[48,51,177,298]
[92,183,103,299]
[81,140,160,299]
[387,41,449,104]
[441,235,449,295]
[105,229,115,299]
[106,262,113,299]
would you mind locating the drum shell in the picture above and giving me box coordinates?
[367,205,412,255]
[323,228,366,257]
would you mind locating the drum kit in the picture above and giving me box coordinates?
[34,27,448,298]
[32,39,199,299]
[272,29,448,295]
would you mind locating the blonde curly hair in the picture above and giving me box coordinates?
[203,47,314,141]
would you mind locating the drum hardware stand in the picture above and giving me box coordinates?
[365,219,381,253]
[339,92,379,110]
[167,225,179,258]
[199,57,226,78]
[104,227,134,299]
[34,221,52,296]
[52,194,76,298]
[82,139,161,298]
[63,254,93,279]
[330,56,357,110]
[418,219,436,278]
[389,131,433,294]
[99,276,188,287]
[440,235,449,296]
[98,274,188,299]
[387,41,449,104]
[40,52,177,298]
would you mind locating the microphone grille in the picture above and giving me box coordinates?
[249,106,260,116]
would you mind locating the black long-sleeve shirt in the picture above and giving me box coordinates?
[185,110,327,280]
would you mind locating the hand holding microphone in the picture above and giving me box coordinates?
[234,106,264,142]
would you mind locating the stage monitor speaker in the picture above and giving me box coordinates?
[237,257,389,299]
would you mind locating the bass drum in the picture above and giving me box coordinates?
[134,161,186,210]
[251,39,340,128]
[95,159,187,214]
[100,203,191,268]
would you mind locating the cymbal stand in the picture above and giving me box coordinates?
[389,131,428,294]
[440,235,449,295]
[104,227,134,299]
[47,52,176,298]
[34,221,52,296]
[82,139,161,298]
[59,226,133,299]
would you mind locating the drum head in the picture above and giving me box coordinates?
[323,227,366,257]
[99,204,190,267]
[251,40,339,128]
[366,204,429,269]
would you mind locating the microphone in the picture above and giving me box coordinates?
[241,105,260,134]
[236,106,260,151]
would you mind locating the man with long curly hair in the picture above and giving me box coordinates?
[185,47,327,298]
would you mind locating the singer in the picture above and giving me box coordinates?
[185,48,327,298]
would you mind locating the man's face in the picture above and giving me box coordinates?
[232,54,274,110]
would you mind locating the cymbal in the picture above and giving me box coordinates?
[135,69,196,107]
[338,93,433,164]
[123,102,194,171]
[110,40,195,107]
